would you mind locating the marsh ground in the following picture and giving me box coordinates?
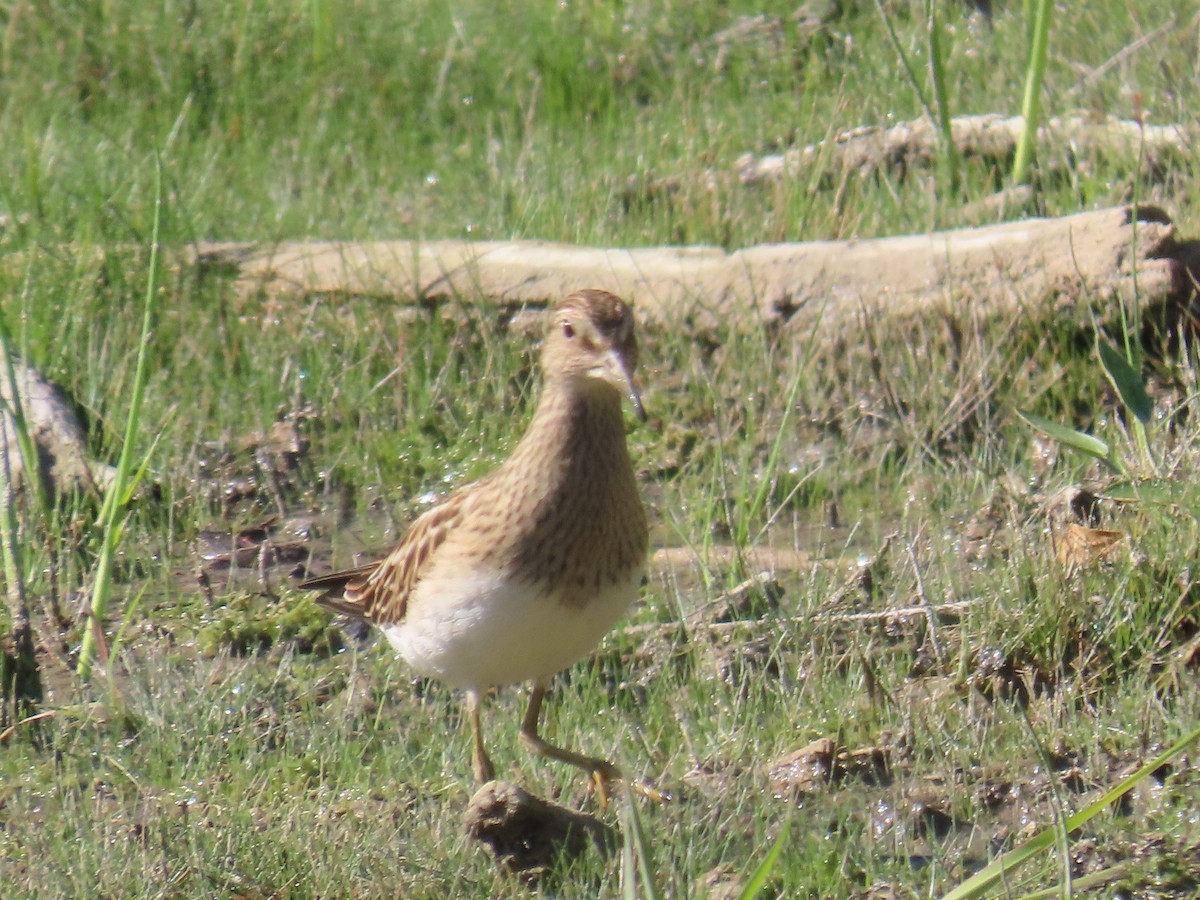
[1,2,1200,897]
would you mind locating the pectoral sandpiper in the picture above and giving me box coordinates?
[300,289,649,794]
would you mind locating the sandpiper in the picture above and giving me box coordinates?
[301,289,649,794]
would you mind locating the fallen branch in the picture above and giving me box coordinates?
[189,204,1196,335]
[735,114,1196,185]
[611,598,982,644]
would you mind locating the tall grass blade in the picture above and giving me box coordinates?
[106,582,148,680]
[0,400,30,713]
[310,0,333,69]
[943,722,1200,899]
[873,0,936,126]
[0,309,51,521]
[0,283,53,721]
[0,416,20,605]
[744,363,806,548]
[925,0,958,196]
[620,784,661,900]
[21,124,42,221]
[737,819,791,899]
[76,162,164,680]
[1011,0,1054,184]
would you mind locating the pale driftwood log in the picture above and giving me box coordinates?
[734,114,1197,185]
[0,347,116,497]
[193,204,1196,333]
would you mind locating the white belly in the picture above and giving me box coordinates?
[379,568,641,689]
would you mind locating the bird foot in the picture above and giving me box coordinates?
[584,764,672,807]
[582,761,619,807]
[625,777,673,804]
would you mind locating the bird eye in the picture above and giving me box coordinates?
[562,321,575,339]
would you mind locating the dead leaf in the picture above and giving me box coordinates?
[1056,524,1126,570]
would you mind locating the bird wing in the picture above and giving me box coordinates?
[300,492,467,626]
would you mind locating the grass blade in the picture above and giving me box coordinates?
[1012,0,1054,184]
[943,722,1200,899]
[621,784,661,900]
[106,582,149,680]
[0,307,49,722]
[0,310,51,521]
[737,819,790,899]
[1013,863,1128,898]
[1097,341,1152,424]
[311,0,333,69]
[76,161,164,680]
[873,0,936,126]
[1014,409,1119,473]
[925,0,958,195]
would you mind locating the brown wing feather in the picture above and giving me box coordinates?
[298,563,379,593]
[300,492,467,626]
[299,563,381,617]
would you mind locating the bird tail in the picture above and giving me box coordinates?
[298,563,379,618]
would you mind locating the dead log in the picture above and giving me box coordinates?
[734,114,1196,185]
[0,347,117,498]
[192,204,1197,334]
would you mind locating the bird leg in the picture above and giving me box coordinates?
[466,689,496,784]
[519,680,622,800]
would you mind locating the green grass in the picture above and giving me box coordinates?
[2,0,1200,896]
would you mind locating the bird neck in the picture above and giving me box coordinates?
[506,376,631,481]
[497,373,646,594]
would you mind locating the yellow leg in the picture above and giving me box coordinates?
[519,680,622,800]
[466,689,496,784]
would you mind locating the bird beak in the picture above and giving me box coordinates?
[607,348,647,423]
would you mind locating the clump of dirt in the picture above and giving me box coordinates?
[462,780,616,882]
